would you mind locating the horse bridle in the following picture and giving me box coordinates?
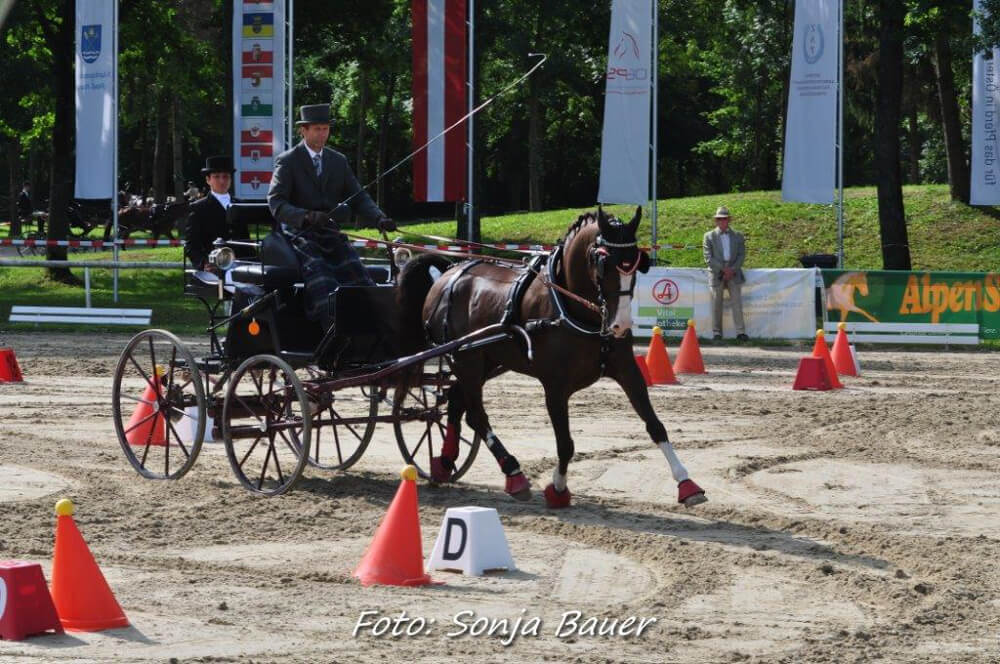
[590,235,650,333]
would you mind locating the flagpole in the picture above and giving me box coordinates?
[650,0,658,262]
[467,0,475,242]
[112,0,119,302]
[836,0,845,268]
[287,0,294,151]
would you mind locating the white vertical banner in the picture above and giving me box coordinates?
[75,0,116,199]
[971,0,1000,205]
[233,0,286,200]
[598,0,652,204]
[782,0,839,204]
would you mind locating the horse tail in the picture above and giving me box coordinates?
[396,252,453,357]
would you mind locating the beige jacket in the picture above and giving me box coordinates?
[702,227,746,286]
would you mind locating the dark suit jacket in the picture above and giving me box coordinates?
[185,195,230,268]
[17,190,31,216]
[266,142,383,229]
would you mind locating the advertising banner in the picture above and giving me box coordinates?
[782,0,839,203]
[597,0,652,204]
[971,0,1000,205]
[233,0,286,200]
[75,0,116,199]
[822,270,1000,339]
[632,268,817,339]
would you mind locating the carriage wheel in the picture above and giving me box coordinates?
[392,360,480,482]
[303,385,378,471]
[112,329,206,480]
[222,354,311,496]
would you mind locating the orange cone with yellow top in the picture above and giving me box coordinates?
[645,326,679,385]
[125,366,167,446]
[830,322,860,377]
[50,499,130,631]
[673,320,706,374]
[353,466,432,587]
[812,330,844,389]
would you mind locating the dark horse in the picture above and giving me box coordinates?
[397,207,706,508]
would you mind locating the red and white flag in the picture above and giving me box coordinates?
[412,0,467,202]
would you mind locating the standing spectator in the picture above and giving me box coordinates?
[15,181,32,236]
[702,206,748,341]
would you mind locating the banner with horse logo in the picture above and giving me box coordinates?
[633,268,816,339]
[598,0,653,205]
[232,1,286,201]
[782,0,839,204]
[822,270,1000,339]
[75,0,116,199]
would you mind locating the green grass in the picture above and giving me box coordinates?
[3,184,999,336]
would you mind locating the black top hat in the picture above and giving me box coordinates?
[295,104,332,126]
[201,155,235,175]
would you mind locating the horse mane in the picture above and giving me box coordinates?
[559,211,600,249]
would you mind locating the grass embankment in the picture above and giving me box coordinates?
[1,184,998,336]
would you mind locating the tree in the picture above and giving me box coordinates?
[876,0,912,270]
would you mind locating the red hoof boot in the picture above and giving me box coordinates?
[678,479,707,507]
[505,473,532,501]
[430,456,454,483]
[543,483,572,508]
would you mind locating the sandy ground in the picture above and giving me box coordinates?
[1,331,999,663]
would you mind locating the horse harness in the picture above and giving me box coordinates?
[423,233,647,377]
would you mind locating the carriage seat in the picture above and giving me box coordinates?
[229,231,389,287]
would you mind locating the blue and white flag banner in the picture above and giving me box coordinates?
[598,0,652,204]
[971,0,1000,205]
[782,0,839,204]
[232,0,286,200]
[75,0,116,199]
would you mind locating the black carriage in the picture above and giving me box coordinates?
[110,213,485,496]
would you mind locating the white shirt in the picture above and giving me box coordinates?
[720,231,731,262]
[211,192,231,209]
[305,144,323,162]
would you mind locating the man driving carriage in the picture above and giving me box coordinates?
[267,103,397,330]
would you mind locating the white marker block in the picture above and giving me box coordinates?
[427,506,516,576]
[178,406,214,444]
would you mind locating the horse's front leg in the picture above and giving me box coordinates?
[429,383,466,483]
[542,388,574,508]
[608,344,707,507]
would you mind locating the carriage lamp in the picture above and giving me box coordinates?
[248,319,260,336]
[209,246,236,270]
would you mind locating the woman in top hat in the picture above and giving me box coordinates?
[185,155,237,269]
[266,103,396,329]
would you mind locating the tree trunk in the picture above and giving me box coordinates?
[875,0,911,270]
[376,73,396,210]
[527,75,543,211]
[171,97,184,199]
[45,0,77,284]
[933,32,970,203]
[153,91,169,203]
[356,66,370,185]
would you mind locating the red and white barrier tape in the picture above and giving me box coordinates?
[1,237,696,252]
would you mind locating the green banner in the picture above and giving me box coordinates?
[821,269,1000,339]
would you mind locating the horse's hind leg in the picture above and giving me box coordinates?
[451,358,531,501]
[608,348,707,507]
[429,383,466,483]
[542,388,573,508]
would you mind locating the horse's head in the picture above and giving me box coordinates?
[852,272,869,297]
[565,206,650,338]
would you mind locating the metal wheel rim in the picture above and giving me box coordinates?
[303,385,378,471]
[112,329,206,480]
[222,354,311,496]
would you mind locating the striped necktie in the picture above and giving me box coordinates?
[312,153,322,177]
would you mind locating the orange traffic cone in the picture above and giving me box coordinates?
[0,347,23,383]
[811,330,844,389]
[635,355,653,386]
[673,320,706,374]
[830,322,860,377]
[792,356,834,391]
[125,367,167,446]
[645,326,679,385]
[50,499,129,631]
[354,466,432,587]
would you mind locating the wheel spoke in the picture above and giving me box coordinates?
[257,440,274,490]
[238,435,263,469]
[165,418,191,459]
[122,409,158,435]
